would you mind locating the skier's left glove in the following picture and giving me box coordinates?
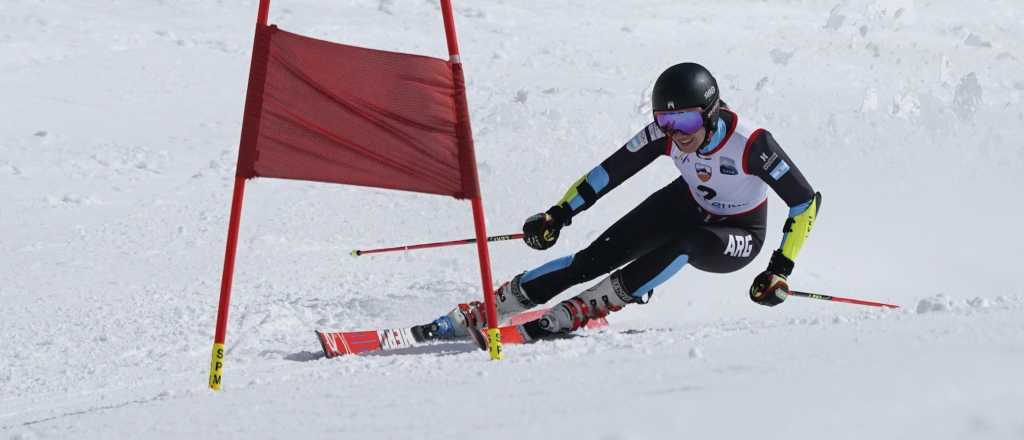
[749,250,793,307]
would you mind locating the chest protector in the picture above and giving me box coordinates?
[669,113,768,216]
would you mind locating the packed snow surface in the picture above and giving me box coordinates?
[2,0,1023,438]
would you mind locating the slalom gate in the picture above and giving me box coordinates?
[209,0,502,390]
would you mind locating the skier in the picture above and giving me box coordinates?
[416,62,821,342]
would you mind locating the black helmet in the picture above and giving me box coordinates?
[652,62,721,135]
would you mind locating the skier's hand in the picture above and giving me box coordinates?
[523,205,571,250]
[749,250,793,307]
[749,271,788,306]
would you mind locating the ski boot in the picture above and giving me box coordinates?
[469,273,639,351]
[412,273,536,341]
[529,272,636,338]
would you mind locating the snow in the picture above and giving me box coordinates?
[2,0,1023,438]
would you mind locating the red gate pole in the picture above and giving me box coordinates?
[209,0,272,390]
[439,0,502,360]
[209,176,246,390]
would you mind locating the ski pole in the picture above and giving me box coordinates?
[351,233,525,256]
[790,290,900,309]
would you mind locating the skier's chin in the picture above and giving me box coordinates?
[672,133,702,153]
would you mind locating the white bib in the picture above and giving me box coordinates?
[670,114,768,216]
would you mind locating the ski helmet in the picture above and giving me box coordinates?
[651,62,721,137]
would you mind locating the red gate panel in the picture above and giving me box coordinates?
[239,25,469,198]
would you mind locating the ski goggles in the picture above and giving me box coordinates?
[654,110,704,135]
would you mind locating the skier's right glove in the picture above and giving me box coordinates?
[523,204,571,250]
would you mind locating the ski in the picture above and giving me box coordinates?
[469,315,608,351]
[316,308,608,358]
[316,327,425,359]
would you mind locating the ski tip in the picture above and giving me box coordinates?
[350,250,361,257]
[469,328,489,352]
[315,330,336,359]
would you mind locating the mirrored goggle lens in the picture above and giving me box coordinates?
[655,111,704,135]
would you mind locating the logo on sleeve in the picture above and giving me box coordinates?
[695,163,712,182]
[769,160,791,180]
[646,123,664,140]
[724,234,753,257]
[759,152,779,170]
[625,129,649,152]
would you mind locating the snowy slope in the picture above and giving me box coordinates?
[2,0,1023,438]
